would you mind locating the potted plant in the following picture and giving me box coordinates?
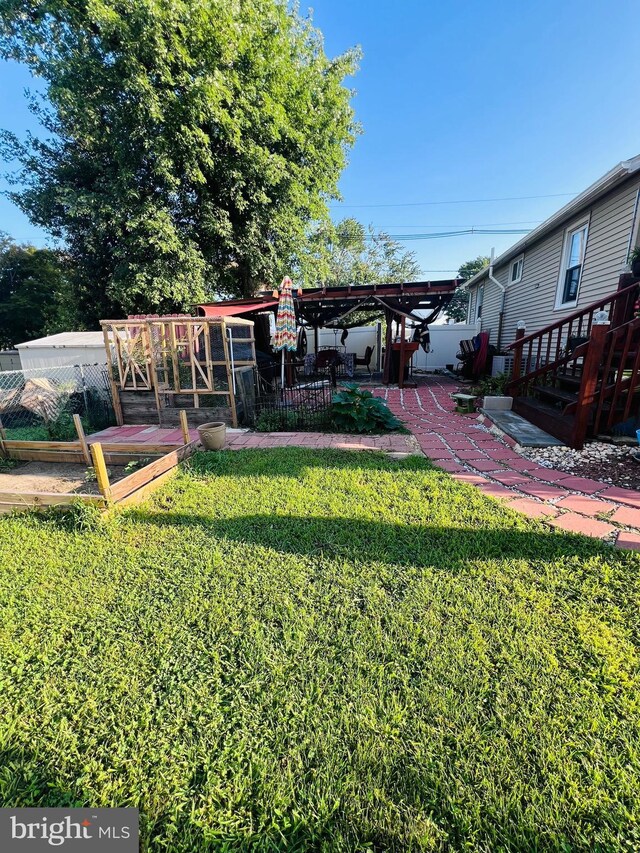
[197,421,227,450]
[630,247,640,279]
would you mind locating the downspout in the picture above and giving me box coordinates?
[488,247,507,351]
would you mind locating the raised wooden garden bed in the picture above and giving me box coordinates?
[0,412,200,513]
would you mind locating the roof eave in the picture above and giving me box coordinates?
[464,155,640,288]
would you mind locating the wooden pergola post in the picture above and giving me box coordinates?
[398,316,406,390]
[382,309,393,385]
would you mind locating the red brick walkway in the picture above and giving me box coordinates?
[372,376,640,550]
[225,431,414,453]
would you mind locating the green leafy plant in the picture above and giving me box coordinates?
[255,410,288,432]
[46,498,103,532]
[331,383,401,433]
[471,372,509,398]
[123,458,151,474]
[0,457,21,473]
[46,408,77,441]
[254,408,331,433]
[84,466,112,483]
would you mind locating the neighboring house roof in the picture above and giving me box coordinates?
[15,332,107,349]
[465,154,640,288]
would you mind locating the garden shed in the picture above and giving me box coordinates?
[16,332,108,370]
[100,314,257,428]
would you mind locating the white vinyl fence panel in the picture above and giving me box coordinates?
[412,322,481,371]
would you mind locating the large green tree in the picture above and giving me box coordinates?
[0,234,76,348]
[446,255,490,322]
[297,218,420,287]
[0,0,359,322]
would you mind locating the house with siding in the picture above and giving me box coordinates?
[465,155,640,352]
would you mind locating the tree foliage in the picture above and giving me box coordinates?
[297,218,420,287]
[0,233,75,348]
[0,0,360,322]
[446,255,490,322]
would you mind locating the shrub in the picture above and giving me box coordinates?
[46,408,77,441]
[331,383,401,433]
[255,407,331,433]
[472,372,509,398]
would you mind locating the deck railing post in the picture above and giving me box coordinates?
[573,320,609,449]
[510,324,526,388]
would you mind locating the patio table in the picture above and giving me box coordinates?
[304,352,355,378]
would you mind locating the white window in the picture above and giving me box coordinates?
[556,221,588,308]
[510,254,524,284]
[476,283,484,319]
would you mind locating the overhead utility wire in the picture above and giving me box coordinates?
[370,220,543,228]
[330,192,577,209]
[364,227,532,242]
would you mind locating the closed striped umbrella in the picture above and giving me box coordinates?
[273,276,298,387]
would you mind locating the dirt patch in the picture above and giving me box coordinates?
[0,461,128,495]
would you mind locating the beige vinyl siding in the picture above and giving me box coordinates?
[578,179,640,303]
[500,229,565,345]
[486,174,640,348]
[478,266,507,346]
[467,286,476,322]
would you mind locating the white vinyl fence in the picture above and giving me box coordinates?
[412,322,481,372]
[306,323,383,371]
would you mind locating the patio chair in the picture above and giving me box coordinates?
[316,349,339,371]
[355,345,374,376]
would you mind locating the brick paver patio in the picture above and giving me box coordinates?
[372,376,640,550]
[107,378,640,551]
[225,430,414,453]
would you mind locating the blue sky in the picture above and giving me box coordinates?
[1,0,640,278]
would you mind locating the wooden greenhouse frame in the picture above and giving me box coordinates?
[101,315,257,427]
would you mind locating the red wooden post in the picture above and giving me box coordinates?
[382,310,393,386]
[611,273,637,328]
[573,321,608,449]
[398,316,406,389]
[511,325,526,383]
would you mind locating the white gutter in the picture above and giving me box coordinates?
[465,154,640,290]
[488,248,505,295]
[487,248,508,350]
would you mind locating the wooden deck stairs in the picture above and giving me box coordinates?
[505,274,640,449]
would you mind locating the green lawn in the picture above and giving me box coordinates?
[1,449,639,851]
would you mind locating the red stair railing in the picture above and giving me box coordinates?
[506,275,640,448]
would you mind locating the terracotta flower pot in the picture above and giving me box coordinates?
[197,421,227,451]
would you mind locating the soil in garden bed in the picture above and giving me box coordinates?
[0,461,129,495]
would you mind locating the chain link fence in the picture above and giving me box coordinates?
[0,363,116,439]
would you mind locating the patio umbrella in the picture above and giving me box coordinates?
[272,276,300,388]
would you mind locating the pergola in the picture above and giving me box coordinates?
[197,279,459,386]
